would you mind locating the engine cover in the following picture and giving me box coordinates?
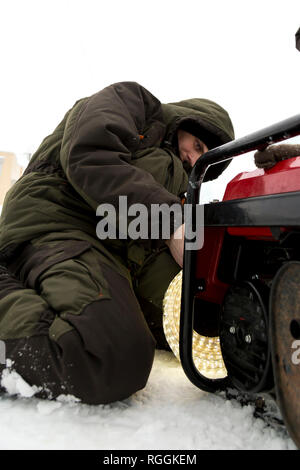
[223,156,300,201]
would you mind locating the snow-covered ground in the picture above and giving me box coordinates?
[0,351,296,450]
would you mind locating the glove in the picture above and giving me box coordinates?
[254,144,300,169]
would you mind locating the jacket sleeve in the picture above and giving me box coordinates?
[60,82,183,239]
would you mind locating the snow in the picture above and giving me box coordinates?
[0,351,296,450]
[1,368,39,399]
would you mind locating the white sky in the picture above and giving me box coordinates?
[1,0,300,200]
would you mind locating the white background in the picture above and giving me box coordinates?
[1,0,300,201]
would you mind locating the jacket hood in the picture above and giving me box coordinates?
[161,98,234,181]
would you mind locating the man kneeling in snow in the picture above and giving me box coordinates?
[0,82,234,404]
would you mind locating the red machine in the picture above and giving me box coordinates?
[179,114,300,448]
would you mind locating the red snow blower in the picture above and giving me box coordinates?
[178,114,300,448]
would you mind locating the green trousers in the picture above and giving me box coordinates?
[0,235,180,404]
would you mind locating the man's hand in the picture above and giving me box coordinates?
[165,224,185,268]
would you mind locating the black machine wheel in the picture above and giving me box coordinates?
[219,281,273,393]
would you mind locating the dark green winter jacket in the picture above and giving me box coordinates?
[0,82,234,278]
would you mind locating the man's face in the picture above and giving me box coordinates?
[177,129,209,168]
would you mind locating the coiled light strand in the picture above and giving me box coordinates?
[163,270,227,379]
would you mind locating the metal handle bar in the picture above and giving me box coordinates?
[180,113,300,393]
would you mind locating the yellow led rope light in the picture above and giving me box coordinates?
[163,270,227,379]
